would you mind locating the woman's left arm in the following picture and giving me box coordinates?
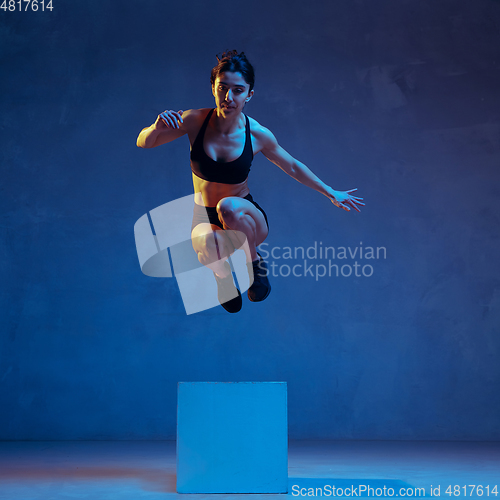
[258,126,364,212]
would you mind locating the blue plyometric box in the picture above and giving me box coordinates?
[176,381,288,493]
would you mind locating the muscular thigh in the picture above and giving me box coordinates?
[217,197,269,246]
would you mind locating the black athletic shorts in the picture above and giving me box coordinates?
[191,193,268,232]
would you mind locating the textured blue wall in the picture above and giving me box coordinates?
[1,0,499,440]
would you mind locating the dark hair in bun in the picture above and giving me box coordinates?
[210,50,255,91]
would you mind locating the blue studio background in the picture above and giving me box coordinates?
[1,0,499,440]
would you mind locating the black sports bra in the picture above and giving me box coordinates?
[190,109,253,184]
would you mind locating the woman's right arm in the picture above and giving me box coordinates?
[136,110,188,148]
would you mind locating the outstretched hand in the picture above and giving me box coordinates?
[328,188,364,212]
[155,110,184,130]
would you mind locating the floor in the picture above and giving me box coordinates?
[0,440,498,499]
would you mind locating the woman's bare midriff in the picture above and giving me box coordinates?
[192,173,250,207]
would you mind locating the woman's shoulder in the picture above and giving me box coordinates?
[247,115,277,148]
[247,115,272,136]
[180,108,212,133]
[183,107,212,117]
[181,108,212,122]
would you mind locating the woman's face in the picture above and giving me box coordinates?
[212,71,253,115]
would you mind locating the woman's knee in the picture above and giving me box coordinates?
[217,197,250,228]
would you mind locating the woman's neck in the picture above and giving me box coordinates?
[213,108,244,135]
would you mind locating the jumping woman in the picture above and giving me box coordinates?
[137,50,364,313]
